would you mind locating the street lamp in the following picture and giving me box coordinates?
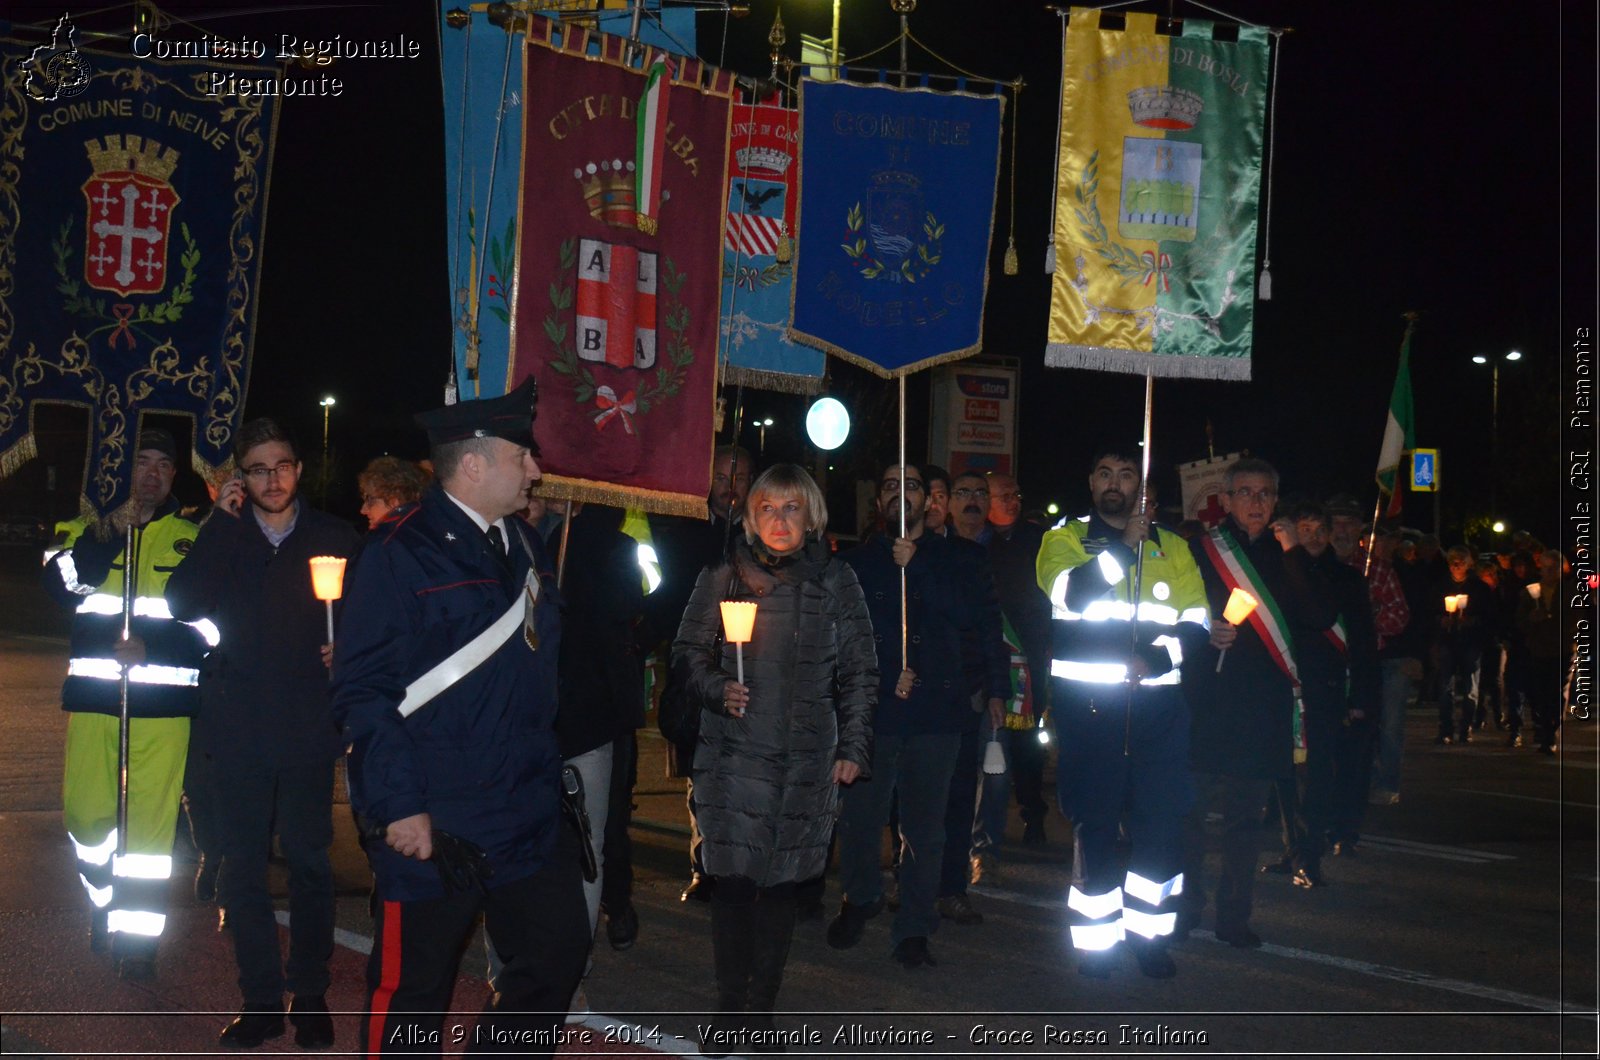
[319,396,336,505]
[757,417,774,460]
[1471,351,1520,514]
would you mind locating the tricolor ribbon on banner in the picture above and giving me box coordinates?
[635,54,673,236]
[592,386,638,434]
[1141,251,1172,291]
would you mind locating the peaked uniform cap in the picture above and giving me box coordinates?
[415,377,540,455]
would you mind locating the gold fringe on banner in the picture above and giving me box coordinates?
[1044,343,1252,382]
[0,433,37,480]
[538,474,710,519]
[721,364,824,395]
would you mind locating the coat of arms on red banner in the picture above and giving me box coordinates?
[80,135,181,297]
[514,19,732,516]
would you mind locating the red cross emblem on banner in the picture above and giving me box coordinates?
[80,136,181,298]
[576,239,657,370]
[1195,493,1228,527]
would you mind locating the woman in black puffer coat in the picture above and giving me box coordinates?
[673,464,876,1053]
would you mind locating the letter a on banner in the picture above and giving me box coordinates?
[1045,8,1270,380]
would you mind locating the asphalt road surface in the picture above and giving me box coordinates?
[0,545,1595,1058]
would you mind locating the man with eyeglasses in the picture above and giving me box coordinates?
[46,428,214,981]
[166,417,359,1049]
[1179,457,1334,950]
[1036,447,1209,978]
[831,464,1008,969]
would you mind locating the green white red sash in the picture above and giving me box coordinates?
[635,54,673,235]
[1200,527,1306,759]
[1324,617,1349,657]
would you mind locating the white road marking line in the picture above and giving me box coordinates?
[1454,788,1600,809]
[1359,834,1518,860]
[964,889,1593,1019]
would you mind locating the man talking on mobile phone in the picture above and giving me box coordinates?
[166,417,359,1050]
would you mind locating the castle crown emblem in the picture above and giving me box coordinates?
[575,159,637,228]
[85,134,180,182]
[734,145,791,176]
[1127,86,1204,130]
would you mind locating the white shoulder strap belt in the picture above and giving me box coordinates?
[397,569,536,719]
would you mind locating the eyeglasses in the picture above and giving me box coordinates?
[952,487,989,500]
[992,491,1022,502]
[242,461,296,483]
[880,478,925,494]
[1228,487,1277,503]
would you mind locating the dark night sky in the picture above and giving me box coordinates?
[6,0,1596,542]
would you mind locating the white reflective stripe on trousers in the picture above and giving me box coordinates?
[1122,908,1178,939]
[107,909,166,936]
[113,852,173,880]
[78,873,114,908]
[1067,885,1123,920]
[1069,921,1126,951]
[70,828,117,867]
[1124,870,1184,906]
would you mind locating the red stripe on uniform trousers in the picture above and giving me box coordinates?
[367,900,405,1057]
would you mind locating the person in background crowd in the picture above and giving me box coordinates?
[984,472,1053,848]
[1513,550,1572,755]
[1038,446,1209,978]
[673,464,875,1053]
[923,465,952,536]
[1182,458,1334,950]
[648,445,753,903]
[46,428,213,981]
[166,418,359,1049]
[949,472,991,543]
[831,463,1007,969]
[1435,546,1493,746]
[356,456,430,530]
[1479,558,1521,741]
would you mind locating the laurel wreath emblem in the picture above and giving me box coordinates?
[841,202,943,283]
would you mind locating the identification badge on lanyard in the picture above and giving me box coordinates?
[523,570,541,651]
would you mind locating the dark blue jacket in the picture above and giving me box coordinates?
[331,485,564,902]
[844,531,1007,735]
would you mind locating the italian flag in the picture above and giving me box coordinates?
[1375,322,1416,517]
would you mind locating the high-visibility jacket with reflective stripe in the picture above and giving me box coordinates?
[46,503,210,718]
[1036,514,1209,687]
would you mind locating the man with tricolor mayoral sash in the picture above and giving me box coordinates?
[1179,458,1336,950]
[45,428,216,980]
[1036,446,1209,979]
[1260,502,1380,889]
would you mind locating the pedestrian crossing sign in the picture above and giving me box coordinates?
[1411,449,1438,492]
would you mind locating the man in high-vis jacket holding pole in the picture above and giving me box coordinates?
[1036,446,1209,979]
[45,428,216,980]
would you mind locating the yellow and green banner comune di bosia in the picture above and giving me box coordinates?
[1045,8,1270,380]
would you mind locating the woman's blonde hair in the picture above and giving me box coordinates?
[743,463,828,542]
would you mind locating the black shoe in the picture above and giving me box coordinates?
[680,874,712,902]
[288,995,334,1050]
[219,1006,285,1049]
[1331,840,1358,858]
[1022,818,1047,846]
[194,857,220,903]
[936,894,983,925]
[606,903,639,951]
[1215,925,1263,949]
[891,935,936,968]
[1135,946,1177,979]
[825,898,881,950]
[1458,731,1472,745]
[1507,734,1523,748]
[89,910,109,954]
[1291,867,1325,889]
[1433,734,1453,746]
[1261,857,1293,875]
[1077,948,1115,978]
